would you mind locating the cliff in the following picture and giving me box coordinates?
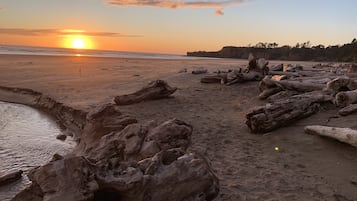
[187,41,357,62]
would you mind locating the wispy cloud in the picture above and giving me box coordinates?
[0,28,141,37]
[107,0,247,15]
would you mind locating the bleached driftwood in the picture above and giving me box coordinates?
[259,76,325,93]
[305,125,357,147]
[114,80,177,105]
[246,92,332,133]
[339,104,357,116]
[335,89,357,107]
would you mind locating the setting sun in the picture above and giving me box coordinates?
[72,38,85,49]
[61,31,94,50]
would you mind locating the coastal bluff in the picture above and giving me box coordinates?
[187,41,357,62]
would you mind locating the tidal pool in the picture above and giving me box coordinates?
[0,101,75,201]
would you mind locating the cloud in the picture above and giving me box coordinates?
[107,0,247,15]
[0,28,141,37]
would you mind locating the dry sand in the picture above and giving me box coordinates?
[0,54,357,200]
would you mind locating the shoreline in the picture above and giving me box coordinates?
[0,54,357,200]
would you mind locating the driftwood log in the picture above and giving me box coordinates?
[335,89,357,107]
[305,125,357,147]
[326,77,357,94]
[114,80,177,105]
[200,74,227,84]
[226,71,265,85]
[339,103,357,116]
[259,76,325,93]
[246,92,332,133]
[0,170,23,186]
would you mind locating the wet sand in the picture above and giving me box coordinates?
[0,54,357,200]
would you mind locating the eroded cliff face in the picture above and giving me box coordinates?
[0,86,219,201]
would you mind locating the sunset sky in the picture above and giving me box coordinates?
[0,0,356,54]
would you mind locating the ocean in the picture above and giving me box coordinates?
[0,45,192,60]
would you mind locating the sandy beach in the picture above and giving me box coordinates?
[1,54,357,200]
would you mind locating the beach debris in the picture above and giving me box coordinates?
[284,64,303,72]
[339,103,357,116]
[258,76,325,100]
[335,89,357,107]
[247,53,269,75]
[178,68,187,73]
[192,68,208,74]
[0,170,23,186]
[113,80,177,105]
[15,149,218,201]
[348,63,357,73]
[246,91,332,133]
[77,103,137,154]
[270,64,283,71]
[200,74,227,84]
[13,118,218,201]
[200,54,269,86]
[85,118,193,162]
[305,125,357,147]
[325,76,357,95]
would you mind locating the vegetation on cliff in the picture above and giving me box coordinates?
[187,39,357,62]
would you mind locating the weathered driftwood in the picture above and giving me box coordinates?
[305,125,357,147]
[114,80,177,105]
[192,69,208,74]
[335,89,357,107]
[326,76,357,94]
[226,71,264,85]
[339,103,357,116]
[246,92,332,133]
[247,53,269,75]
[348,63,357,73]
[200,74,227,84]
[267,90,299,102]
[259,76,325,93]
[0,170,23,186]
[258,87,282,100]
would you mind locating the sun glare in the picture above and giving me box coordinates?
[72,38,85,49]
[61,31,94,50]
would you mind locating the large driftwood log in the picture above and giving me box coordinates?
[326,76,357,94]
[114,80,177,105]
[259,76,325,94]
[246,92,332,133]
[335,89,357,107]
[305,125,357,147]
[339,103,357,116]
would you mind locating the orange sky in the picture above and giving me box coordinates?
[0,0,356,54]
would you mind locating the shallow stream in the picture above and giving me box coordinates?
[0,101,75,201]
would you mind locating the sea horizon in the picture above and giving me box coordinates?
[0,44,196,60]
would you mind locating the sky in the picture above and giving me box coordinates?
[0,0,356,54]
